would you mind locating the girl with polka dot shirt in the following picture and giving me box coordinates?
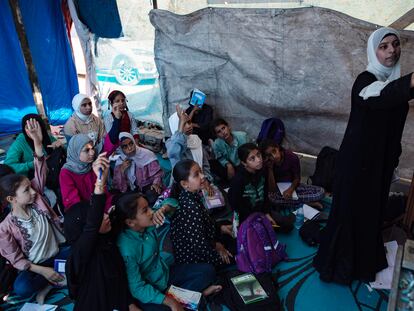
[170,160,234,266]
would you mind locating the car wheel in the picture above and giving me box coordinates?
[112,55,140,86]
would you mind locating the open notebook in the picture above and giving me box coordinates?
[277,182,298,200]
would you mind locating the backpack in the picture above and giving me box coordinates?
[46,146,67,191]
[256,118,285,145]
[309,146,338,192]
[299,219,327,247]
[236,213,287,274]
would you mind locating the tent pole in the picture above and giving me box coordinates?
[8,0,49,127]
[389,7,414,30]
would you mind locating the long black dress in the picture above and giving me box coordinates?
[313,71,413,284]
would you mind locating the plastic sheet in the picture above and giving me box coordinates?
[150,7,414,178]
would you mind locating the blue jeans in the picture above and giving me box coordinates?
[13,245,70,298]
[140,263,216,311]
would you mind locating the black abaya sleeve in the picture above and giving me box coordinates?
[353,72,413,110]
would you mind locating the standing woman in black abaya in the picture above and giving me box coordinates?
[314,27,414,284]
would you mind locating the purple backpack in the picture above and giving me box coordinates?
[236,213,287,274]
[256,118,285,145]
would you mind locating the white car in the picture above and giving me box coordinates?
[95,37,158,86]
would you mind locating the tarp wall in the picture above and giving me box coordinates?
[0,1,37,134]
[0,0,78,134]
[150,7,414,179]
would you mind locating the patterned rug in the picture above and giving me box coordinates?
[276,229,388,311]
[1,200,389,311]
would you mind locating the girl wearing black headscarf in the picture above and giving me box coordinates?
[64,153,140,311]
[4,114,61,177]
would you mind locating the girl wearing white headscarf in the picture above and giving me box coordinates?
[64,94,106,144]
[113,132,163,205]
[314,27,414,285]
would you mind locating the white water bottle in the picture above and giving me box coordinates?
[294,205,304,229]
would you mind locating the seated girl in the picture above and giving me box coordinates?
[5,114,62,177]
[211,118,248,181]
[116,192,221,311]
[59,132,118,212]
[104,90,139,143]
[259,140,325,208]
[170,159,234,267]
[113,132,163,205]
[166,105,213,193]
[228,143,277,225]
[0,119,67,301]
[64,93,106,144]
[64,153,140,311]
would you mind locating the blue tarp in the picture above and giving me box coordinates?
[0,0,78,135]
[0,1,37,135]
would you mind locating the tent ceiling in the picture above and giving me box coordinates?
[157,0,414,30]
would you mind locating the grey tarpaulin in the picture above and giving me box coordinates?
[150,7,414,179]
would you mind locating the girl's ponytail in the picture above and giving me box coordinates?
[170,181,183,200]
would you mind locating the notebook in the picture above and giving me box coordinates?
[166,285,202,310]
[276,182,298,200]
[231,273,268,304]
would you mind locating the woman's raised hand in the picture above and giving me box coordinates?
[25,118,43,144]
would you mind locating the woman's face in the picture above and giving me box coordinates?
[242,149,263,172]
[181,163,205,192]
[79,142,95,163]
[376,35,401,68]
[79,98,93,116]
[126,197,154,231]
[120,138,136,156]
[111,94,127,113]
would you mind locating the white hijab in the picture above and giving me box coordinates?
[359,27,401,100]
[72,93,93,124]
[116,132,157,191]
[168,112,203,168]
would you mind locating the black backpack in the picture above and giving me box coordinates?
[46,146,66,191]
[309,146,338,192]
[299,219,328,247]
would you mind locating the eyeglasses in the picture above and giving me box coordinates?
[121,141,134,149]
